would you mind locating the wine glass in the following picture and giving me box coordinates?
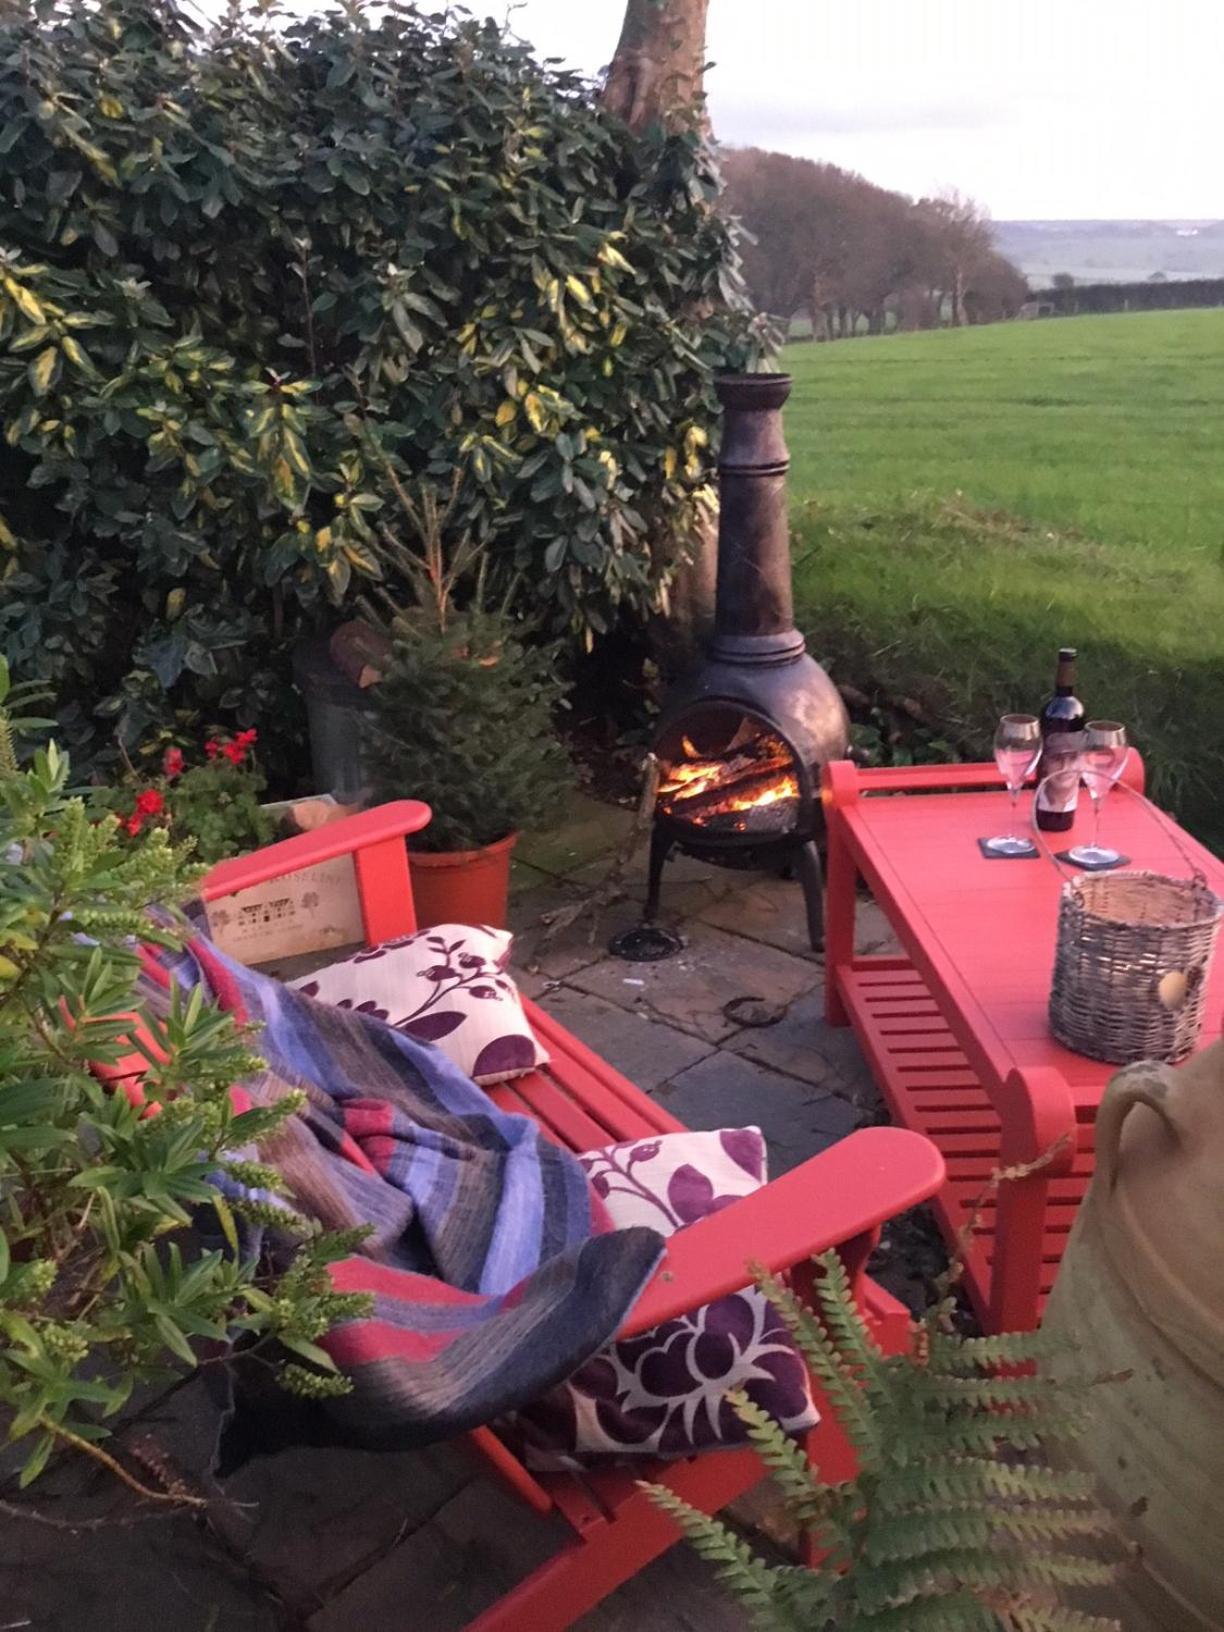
[985,714,1042,855]
[1068,722,1129,867]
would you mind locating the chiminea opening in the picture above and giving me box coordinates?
[642,372,848,952]
[656,707,804,838]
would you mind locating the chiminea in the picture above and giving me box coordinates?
[645,373,848,949]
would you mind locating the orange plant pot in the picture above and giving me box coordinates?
[408,831,518,931]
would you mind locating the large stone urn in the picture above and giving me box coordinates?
[1044,1038,1224,1629]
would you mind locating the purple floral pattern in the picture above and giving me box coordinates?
[515,1128,818,1470]
[289,924,547,1085]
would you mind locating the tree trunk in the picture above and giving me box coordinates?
[604,0,711,135]
[606,0,715,666]
[953,265,967,327]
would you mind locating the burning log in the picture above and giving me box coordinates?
[660,750,792,802]
[662,766,800,823]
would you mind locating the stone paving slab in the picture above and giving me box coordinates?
[0,1497,281,1632]
[214,1440,472,1614]
[567,922,820,1044]
[509,885,645,982]
[722,987,879,1112]
[308,1477,568,1632]
[514,792,637,878]
[652,1050,861,1175]
[695,875,822,960]
[529,984,715,1091]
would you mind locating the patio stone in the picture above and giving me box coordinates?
[308,1478,568,1632]
[576,1536,758,1631]
[514,791,637,878]
[530,985,715,1091]
[509,857,557,897]
[572,842,759,923]
[510,888,646,981]
[854,896,901,955]
[724,987,880,1110]
[214,1441,472,1613]
[652,1050,860,1174]
[697,872,821,960]
[567,922,819,1043]
[0,1497,280,1632]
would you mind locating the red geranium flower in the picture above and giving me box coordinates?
[221,740,247,766]
[235,728,258,749]
[163,747,184,779]
[124,813,144,836]
[204,739,221,760]
[135,788,165,816]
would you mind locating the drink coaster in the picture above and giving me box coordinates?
[977,838,1039,860]
[1054,850,1131,873]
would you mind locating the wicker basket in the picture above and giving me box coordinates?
[1049,870,1224,1064]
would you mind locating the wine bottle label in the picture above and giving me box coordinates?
[1036,733,1081,814]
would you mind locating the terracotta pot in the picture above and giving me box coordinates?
[1044,1038,1224,1629]
[408,831,518,931]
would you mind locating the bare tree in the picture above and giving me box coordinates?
[916,189,994,326]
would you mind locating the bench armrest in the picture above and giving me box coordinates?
[200,800,432,901]
[199,799,431,946]
[617,1126,944,1339]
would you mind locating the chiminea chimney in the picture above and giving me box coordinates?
[640,371,849,953]
[710,372,801,655]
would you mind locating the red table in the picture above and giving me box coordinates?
[821,754,1224,1332]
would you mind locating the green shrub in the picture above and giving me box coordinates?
[0,663,367,1491]
[0,0,765,777]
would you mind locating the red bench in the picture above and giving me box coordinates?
[821,753,1224,1334]
[195,801,945,1630]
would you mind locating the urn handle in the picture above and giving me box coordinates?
[1096,1062,1183,1191]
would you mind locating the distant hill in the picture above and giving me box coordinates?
[992,220,1224,286]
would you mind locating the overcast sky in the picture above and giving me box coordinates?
[194,1,1224,219]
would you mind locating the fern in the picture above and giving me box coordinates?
[649,1247,1121,1630]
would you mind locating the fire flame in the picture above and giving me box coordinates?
[658,729,800,829]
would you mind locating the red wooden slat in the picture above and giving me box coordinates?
[524,999,685,1136]
[514,1070,643,1150]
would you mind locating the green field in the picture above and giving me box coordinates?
[785,309,1224,843]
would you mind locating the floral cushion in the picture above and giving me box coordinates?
[289,924,547,1086]
[513,1127,819,1469]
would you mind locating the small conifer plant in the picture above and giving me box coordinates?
[648,1250,1121,1632]
[362,470,572,853]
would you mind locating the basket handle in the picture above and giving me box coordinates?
[1095,1060,1183,1190]
[1029,760,1209,887]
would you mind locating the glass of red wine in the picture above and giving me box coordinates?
[1068,722,1129,867]
[986,714,1042,855]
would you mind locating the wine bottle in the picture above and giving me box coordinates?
[1035,647,1086,832]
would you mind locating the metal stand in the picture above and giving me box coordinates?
[643,826,825,954]
[644,826,674,923]
[796,839,825,953]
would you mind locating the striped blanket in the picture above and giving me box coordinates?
[141,937,664,1466]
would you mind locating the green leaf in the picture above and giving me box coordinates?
[280,1334,339,1373]
[18,1432,55,1489]
[28,345,59,397]
[154,1313,200,1367]
[211,1192,240,1255]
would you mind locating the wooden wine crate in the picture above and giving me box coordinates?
[203,796,366,964]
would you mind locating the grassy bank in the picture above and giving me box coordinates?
[785,311,1224,844]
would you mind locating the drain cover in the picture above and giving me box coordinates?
[608,924,684,962]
